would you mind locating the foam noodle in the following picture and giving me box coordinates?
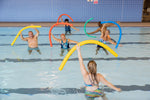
[84,18,96,38]
[59,40,118,71]
[49,22,73,47]
[11,26,41,46]
[57,14,74,23]
[101,21,122,49]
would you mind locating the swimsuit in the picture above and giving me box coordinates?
[65,25,71,34]
[97,39,106,48]
[65,25,71,32]
[60,39,70,49]
[84,75,103,98]
[28,47,40,51]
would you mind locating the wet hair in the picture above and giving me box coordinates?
[60,33,65,37]
[64,19,69,22]
[87,60,98,86]
[98,21,102,28]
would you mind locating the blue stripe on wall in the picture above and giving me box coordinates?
[0,0,144,22]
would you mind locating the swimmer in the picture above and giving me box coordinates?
[103,30,122,46]
[61,17,79,35]
[87,21,122,55]
[96,30,122,55]
[52,33,78,56]
[76,45,121,100]
[96,39,108,55]
[88,21,120,39]
[20,24,41,55]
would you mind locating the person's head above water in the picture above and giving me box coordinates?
[64,19,69,23]
[98,21,103,28]
[105,30,110,35]
[28,31,34,38]
[87,60,98,85]
[87,60,97,74]
[60,33,66,40]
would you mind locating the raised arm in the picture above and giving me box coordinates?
[103,21,120,27]
[61,17,64,22]
[108,39,122,47]
[68,39,78,44]
[99,74,121,92]
[76,45,88,76]
[51,33,61,43]
[33,27,39,37]
[87,28,100,35]
[20,33,28,41]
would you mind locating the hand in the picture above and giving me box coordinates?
[30,24,34,26]
[116,88,122,92]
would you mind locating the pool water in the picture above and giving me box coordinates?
[0,27,150,100]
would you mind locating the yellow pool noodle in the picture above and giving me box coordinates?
[11,26,42,46]
[59,40,118,71]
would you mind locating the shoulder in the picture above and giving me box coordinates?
[97,73,103,78]
[34,35,38,38]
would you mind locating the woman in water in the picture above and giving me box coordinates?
[52,33,78,56]
[88,21,122,55]
[76,45,121,100]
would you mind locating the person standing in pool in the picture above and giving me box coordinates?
[87,21,122,55]
[20,25,41,55]
[52,33,78,56]
[96,39,108,55]
[76,45,121,100]
[61,17,79,35]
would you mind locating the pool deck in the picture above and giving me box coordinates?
[0,22,150,27]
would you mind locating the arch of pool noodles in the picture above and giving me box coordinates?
[57,14,74,23]
[59,40,118,71]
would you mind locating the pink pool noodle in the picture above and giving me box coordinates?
[94,0,98,4]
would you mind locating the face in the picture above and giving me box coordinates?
[28,31,34,38]
[65,21,69,23]
[61,34,66,40]
[105,30,110,35]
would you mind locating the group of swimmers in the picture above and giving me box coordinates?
[20,17,122,100]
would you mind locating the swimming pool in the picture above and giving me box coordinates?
[0,27,150,100]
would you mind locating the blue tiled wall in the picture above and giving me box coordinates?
[0,0,144,22]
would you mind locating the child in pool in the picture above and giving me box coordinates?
[76,45,121,100]
[61,17,79,35]
[52,33,78,56]
[20,24,41,55]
